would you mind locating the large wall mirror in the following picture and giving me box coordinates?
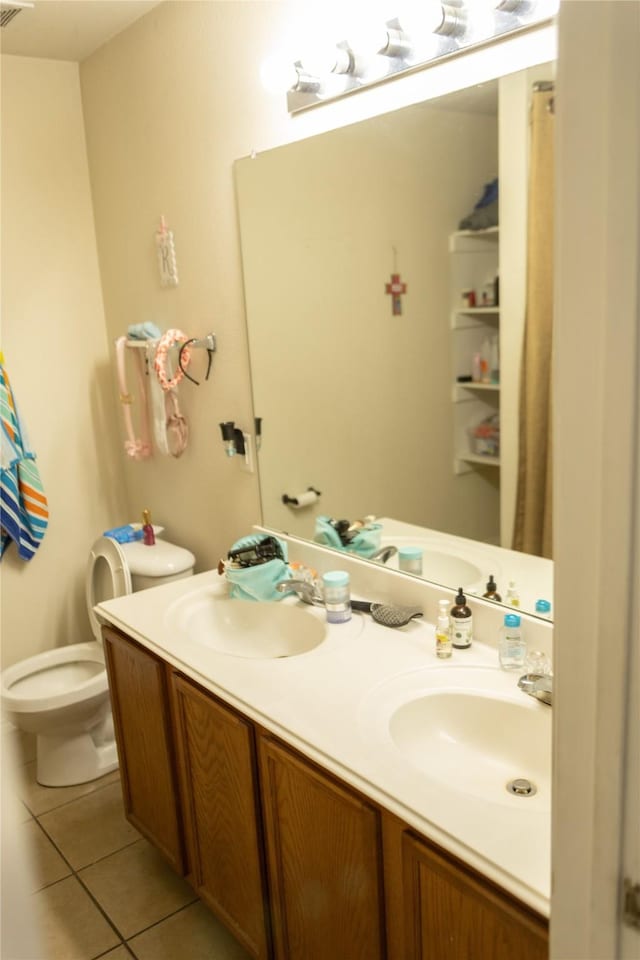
[235,60,555,619]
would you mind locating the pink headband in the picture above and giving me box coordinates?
[116,337,152,460]
[154,329,192,391]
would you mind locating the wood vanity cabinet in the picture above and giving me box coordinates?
[103,625,548,960]
[257,734,386,960]
[169,673,271,960]
[101,626,185,873]
[399,828,548,960]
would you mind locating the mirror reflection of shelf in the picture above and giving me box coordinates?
[453,382,500,402]
[449,226,499,253]
[456,453,500,470]
[450,226,501,484]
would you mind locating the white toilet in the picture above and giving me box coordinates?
[1,533,195,787]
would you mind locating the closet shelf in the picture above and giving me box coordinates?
[453,382,500,402]
[455,307,500,315]
[456,453,501,468]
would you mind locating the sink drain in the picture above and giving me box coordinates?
[506,778,537,797]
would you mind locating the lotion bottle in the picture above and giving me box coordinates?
[435,599,452,659]
[505,580,521,608]
[142,509,155,546]
[450,587,473,649]
[322,571,351,624]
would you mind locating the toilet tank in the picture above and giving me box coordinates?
[121,539,195,593]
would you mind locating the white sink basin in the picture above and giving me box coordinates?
[379,536,484,590]
[390,689,550,805]
[165,587,328,659]
[360,666,551,808]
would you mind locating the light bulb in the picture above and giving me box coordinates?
[260,55,299,94]
[299,41,350,77]
[345,20,391,57]
[395,0,447,37]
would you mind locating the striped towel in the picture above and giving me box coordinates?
[0,363,49,560]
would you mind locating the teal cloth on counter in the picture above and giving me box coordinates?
[225,534,290,601]
[313,516,382,559]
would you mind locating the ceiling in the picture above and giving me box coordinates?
[0,1,163,62]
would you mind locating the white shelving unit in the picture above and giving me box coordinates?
[449,227,501,476]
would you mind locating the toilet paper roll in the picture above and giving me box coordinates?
[283,489,320,508]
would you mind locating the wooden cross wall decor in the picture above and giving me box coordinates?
[385,272,407,316]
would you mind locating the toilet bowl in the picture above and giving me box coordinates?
[1,532,195,787]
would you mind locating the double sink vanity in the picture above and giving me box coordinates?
[97,535,552,960]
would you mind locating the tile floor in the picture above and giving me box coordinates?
[3,730,252,960]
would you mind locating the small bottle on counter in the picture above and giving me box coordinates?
[142,509,155,546]
[435,599,452,659]
[322,571,351,624]
[505,580,520,608]
[398,546,423,576]
[450,587,473,649]
[498,613,527,671]
[482,575,502,602]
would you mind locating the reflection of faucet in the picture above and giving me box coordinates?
[518,673,553,706]
[276,580,324,606]
[370,546,398,564]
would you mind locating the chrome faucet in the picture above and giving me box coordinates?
[275,580,324,606]
[518,673,553,706]
[370,546,398,564]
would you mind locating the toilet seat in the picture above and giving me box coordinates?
[1,642,106,714]
[86,536,132,641]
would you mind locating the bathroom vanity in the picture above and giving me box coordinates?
[97,556,551,960]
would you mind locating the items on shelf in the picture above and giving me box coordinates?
[458,178,499,231]
[469,413,500,458]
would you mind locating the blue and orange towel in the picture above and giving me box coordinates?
[0,362,49,560]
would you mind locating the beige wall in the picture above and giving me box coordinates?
[79,1,268,571]
[0,56,128,668]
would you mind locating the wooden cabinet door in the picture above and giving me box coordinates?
[101,626,185,873]
[402,831,548,960]
[258,735,386,960]
[171,674,270,960]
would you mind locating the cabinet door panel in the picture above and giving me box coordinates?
[102,627,184,872]
[171,674,270,960]
[259,735,386,960]
[403,832,548,960]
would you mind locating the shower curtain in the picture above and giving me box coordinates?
[513,85,555,559]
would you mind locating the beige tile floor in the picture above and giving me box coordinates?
[4,731,252,960]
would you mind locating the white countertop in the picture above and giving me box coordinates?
[97,567,551,918]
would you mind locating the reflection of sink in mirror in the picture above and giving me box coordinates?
[378,518,553,616]
[165,587,333,659]
[390,689,551,809]
[378,535,484,592]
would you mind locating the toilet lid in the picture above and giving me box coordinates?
[86,537,132,641]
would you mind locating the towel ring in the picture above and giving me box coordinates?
[179,339,214,386]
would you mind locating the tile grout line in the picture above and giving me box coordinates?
[33,808,199,956]
[20,771,121,819]
[124,899,201,949]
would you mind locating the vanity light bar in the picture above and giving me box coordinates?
[284,0,558,113]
